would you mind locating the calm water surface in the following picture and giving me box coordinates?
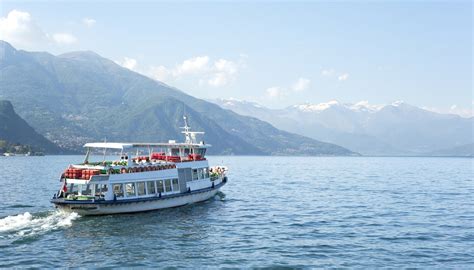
[0,156,473,268]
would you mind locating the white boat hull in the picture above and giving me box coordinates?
[54,186,223,216]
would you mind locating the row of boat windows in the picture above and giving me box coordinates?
[192,168,209,181]
[112,179,179,198]
[68,184,108,197]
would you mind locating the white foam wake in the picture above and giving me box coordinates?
[0,211,80,238]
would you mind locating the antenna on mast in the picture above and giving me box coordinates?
[181,115,204,144]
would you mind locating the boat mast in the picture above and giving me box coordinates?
[181,115,204,144]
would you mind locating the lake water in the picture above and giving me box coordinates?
[0,156,473,268]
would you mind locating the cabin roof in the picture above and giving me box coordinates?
[83,142,210,150]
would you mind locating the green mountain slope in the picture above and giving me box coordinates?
[0,100,62,153]
[0,41,356,155]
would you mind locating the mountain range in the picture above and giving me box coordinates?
[211,99,473,156]
[0,41,355,156]
[0,100,61,153]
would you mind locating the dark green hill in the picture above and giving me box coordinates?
[0,41,356,155]
[0,100,62,153]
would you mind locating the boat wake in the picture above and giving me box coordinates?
[0,211,80,242]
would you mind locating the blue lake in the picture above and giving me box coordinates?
[0,156,473,268]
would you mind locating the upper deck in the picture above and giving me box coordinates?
[63,116,211,181]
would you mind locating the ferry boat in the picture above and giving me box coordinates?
[51,116,227,216]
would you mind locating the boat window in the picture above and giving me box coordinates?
[113,184,124,198]
[68,183,79,195]
[146,181,156,194]
[198,168,205,179]
[137,182,146,196]
[94,184,101,194]
[95,184,108,197]
[192,169,199,180]
[156,180,164,193]
[81,184,92,196]
[172,179,179,191]
[197,148,206,156]
[164,179,172,192]
[125,183,136,197]
[203,167,209,178]
[171,148,180,156]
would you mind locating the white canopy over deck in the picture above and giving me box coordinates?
[83,142,211,150]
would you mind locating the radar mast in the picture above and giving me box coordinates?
[181,116,204,144]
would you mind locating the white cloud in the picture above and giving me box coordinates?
[148,65,170,81]
[265,77,310,100]
[52,33,77,45]
[115,57,138,71]
[338,73,349,81]
[321,68,335,76]
[174,56,210,75]
[322,68,350,82]
[291,77,310,92]
[208,73,229,87]
[266,87,283,98]
[0,10,79,48]
[146,55,243,87]
[82,18,96,27]
[208,59,238,87]
[0,9,47,48]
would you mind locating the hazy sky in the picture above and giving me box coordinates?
[1,1,472,116]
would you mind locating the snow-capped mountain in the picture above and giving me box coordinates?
[211,99,474,156]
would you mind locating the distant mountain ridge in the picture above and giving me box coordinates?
[212,98,473,156]
[0,41,356,156]
[423,143,474,157]
[0,100,62,153]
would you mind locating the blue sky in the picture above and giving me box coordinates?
[1,1,472,116]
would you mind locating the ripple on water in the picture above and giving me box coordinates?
[0,156,473,268]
